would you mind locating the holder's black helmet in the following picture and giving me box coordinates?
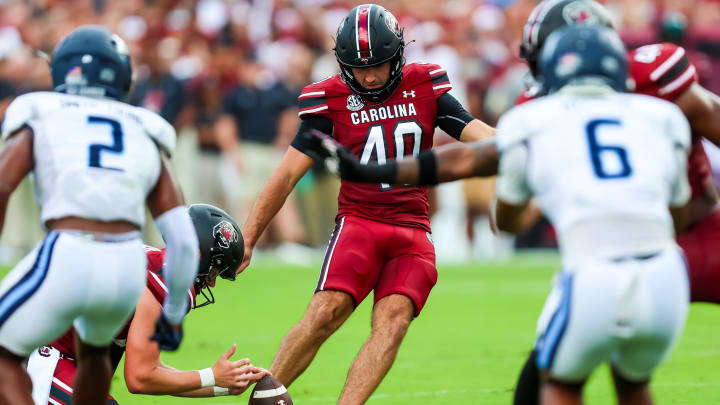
[188,204,243,308]
[538,25,628,94]
[334,4,405,103]
[51,25,132,100]
[520,0,613,77]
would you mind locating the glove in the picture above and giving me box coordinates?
[151,313,183,351]
[300,130,397,183]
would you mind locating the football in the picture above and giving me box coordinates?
[248,375,293,405]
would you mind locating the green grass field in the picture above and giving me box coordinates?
[9,253,720,404]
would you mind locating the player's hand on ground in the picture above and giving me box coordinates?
[301,129,368,182]
[237,233,253,274]
[150,313,183,351]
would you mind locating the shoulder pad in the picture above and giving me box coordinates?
[298,79,331,119]
[2,93,40,140]
[629,43,697,102]
[298,75,347,119]
[408,63,452,97]
[135,107,177,156]
[495,102,535,152]
[656,97,691,150]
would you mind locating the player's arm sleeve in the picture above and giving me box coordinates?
[290,116,334,155]
[435,93,475,140]
[154,206,199,324]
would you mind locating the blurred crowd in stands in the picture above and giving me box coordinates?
[1,0,720,262]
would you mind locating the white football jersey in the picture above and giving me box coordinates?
[1,92,176,227]
[496,90,691,269]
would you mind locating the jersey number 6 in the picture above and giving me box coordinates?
[586,119,632,179]
[87,116,124,172]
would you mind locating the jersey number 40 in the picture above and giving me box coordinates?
[360,120,423,190]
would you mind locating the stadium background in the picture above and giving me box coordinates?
[0,0,719,404]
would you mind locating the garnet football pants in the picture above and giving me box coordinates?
[0,231,146,356]
[316,216,437,316]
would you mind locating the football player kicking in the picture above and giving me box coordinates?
[0,26,199,405]
[494,25,690,405]
[26,204,269,404]
[237,4,494,404]
[305,2,720,401]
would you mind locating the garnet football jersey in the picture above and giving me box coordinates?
[297,63,451,231]
[629,43,710,201]
[49,246,196,366]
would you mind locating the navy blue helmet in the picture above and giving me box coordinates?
[538,25,627,94]
[51,25,132,100]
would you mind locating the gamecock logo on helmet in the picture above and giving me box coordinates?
[213,220,238,249]
[384,12,401,37]
[562,2,599,25]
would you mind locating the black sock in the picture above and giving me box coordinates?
[513,349,540,405]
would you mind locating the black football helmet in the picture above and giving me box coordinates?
[520,0,614,77]
[188,204,244,308]
[538,25,628,94]
[51,25,132,100]
[334,4,405,103]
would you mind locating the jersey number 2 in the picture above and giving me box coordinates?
[87,116,124,171]
[360,120,422,190]
[586,119,632,179]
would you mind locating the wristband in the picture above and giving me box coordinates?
[198,368,215,388]
[213,386,229,396]
[418,150,438,186]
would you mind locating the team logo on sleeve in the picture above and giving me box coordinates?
[346,94,365,111]
[213,220,238,248]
